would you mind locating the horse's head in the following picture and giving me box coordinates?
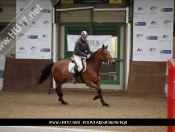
[100,44,115,65]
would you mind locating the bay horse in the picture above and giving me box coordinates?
[38,44,115,106]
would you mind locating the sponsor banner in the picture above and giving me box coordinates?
[67,35,112,52]
[133,0,174,61]
[0,55,6,91]
[16,0,53,59]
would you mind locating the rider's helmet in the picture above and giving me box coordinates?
[81,31,88,38]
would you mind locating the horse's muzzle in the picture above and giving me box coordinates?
[110,58,115,65]
[108,60,115,65]
[112,62,115,65]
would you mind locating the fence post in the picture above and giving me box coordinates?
[167,60,174,132]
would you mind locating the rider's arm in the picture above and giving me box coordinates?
[86,42,93,56]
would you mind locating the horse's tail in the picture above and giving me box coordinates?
[38,62,54,84]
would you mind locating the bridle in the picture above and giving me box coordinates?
[87,48,113,73]
[100,49,113,62]
[90,48,112,63]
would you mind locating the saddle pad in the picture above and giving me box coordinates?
[68,61,86,73]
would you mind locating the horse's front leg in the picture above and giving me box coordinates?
[94,88,109,107]
[88,81,109,107]
[93,80,101,100]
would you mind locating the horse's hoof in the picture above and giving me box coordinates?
[63,102,68,105]
[58,98,68,105]
[103,103,110,107]
[93,96,99,100]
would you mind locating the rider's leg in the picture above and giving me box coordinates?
[72,69,80,84]
[72,55,83,84]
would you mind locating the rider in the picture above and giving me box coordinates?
[72,31,93,84]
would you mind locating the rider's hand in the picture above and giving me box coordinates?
[87,54,90,59]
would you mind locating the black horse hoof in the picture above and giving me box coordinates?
[103,103,110,107]
[62,102,68,105]
[93,96,99,100]
[58,98,68,105]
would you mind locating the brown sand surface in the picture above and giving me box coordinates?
[0,91,167,132]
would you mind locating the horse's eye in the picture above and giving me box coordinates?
[105,53,107,55]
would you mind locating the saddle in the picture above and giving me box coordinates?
[68,57,87,73]
[70,57,78,70]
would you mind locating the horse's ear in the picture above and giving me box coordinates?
[102,44,108,49]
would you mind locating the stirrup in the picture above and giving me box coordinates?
[72,77,76,84]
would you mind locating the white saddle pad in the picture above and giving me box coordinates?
[68,59,87,73]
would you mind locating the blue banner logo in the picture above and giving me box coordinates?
[135,22,146,26]
[160,50,171,54]
[41,9,51,13]
[161,8,173,12]
[28,35,38,39]
[40,48,50,52]
[146,36,158,40]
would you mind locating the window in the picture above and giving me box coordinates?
[64,26,120,85]
[93,27,120,84]
[64,26,89,58]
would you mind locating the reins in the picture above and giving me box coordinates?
[87,48,113,74]
[87,48,107,73]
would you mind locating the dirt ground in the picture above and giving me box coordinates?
[0,91,168,132]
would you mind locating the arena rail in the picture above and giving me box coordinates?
[167,59,175,132]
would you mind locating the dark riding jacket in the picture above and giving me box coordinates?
[73,38,93,57]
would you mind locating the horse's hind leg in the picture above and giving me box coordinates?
[56,84,68,105]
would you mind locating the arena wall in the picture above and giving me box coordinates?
[2,58,52,93]
[2,57,167,98]
[127,61,166,97]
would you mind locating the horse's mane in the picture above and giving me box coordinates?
[86,48,101,63]
[93,48,102,56]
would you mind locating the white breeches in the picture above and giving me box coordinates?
[73,55,84,72]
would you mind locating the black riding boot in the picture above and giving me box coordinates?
[72,70,80,84]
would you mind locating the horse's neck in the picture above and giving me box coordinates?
[89,51,101,72]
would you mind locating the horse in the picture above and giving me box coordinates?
[38,44,115,106]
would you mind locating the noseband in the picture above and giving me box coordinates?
[100,49,113,62]
[88,49,113,73]
[90,49,112,63]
